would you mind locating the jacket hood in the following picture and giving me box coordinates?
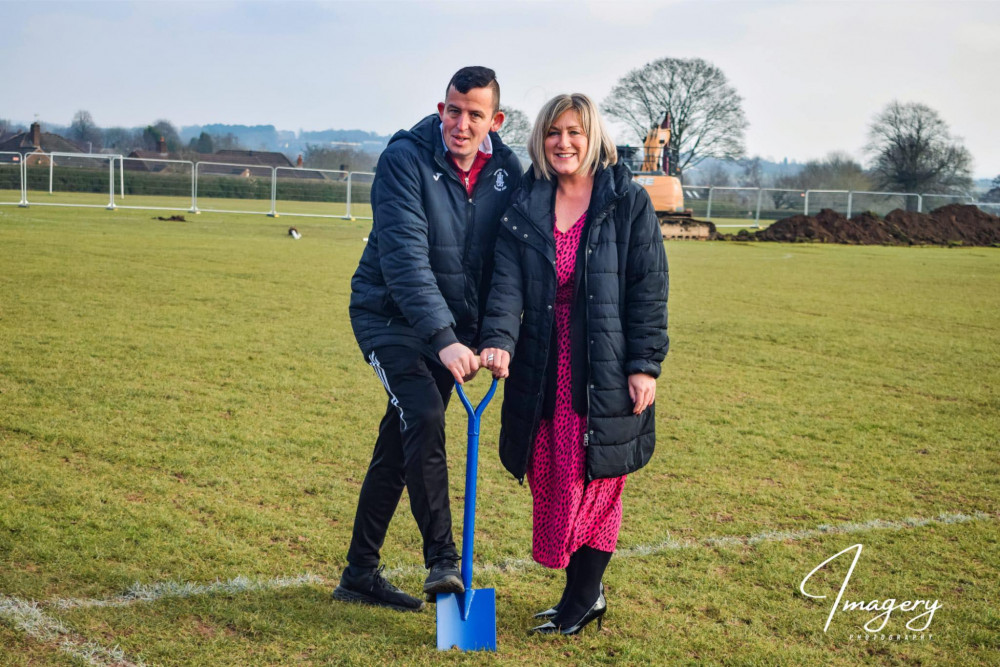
[387,113,513,162]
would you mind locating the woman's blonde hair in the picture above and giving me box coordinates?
[527,93,618,180]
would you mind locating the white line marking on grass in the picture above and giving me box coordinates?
[50,573,327,611]
[0,594,142,666]
[619,510,994,557]
[403,510,995,577]
[2,511,990,664]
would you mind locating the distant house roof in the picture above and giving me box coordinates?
[0,122,83,155]
[125,147,316,177]
[214,149,294,168]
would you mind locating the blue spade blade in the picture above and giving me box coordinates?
[435,379,498,652]
[435,589,497,652]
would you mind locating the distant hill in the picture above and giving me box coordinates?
[682,156,806,186]
[180,124,280,152]
[179,124,390,159]
[298,128,387,144]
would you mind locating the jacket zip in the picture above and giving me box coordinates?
[433,151,496,329]
[582,216,594,483]
[580,195,626,482]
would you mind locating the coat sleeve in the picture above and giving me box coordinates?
[373,148,457,350]
[623,184,669,377]
[479,220,524,355]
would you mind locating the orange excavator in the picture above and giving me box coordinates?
[618,113,715,240]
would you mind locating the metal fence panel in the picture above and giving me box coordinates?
[23,152,116,208]
[346,171,375,220]
[756,188,806,225]
[273,167,351,218]
[846,191,921,217]
[705,187,760,227]
[0,152,23,205]
[682,185,710,218]
[922,194,972,212]
[116,157,195,212]
[10,155,995,232]
[971,202,1000,217]
[194,162,275,215]
[803,189,849,217]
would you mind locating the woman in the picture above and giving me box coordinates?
[479,94,668,634]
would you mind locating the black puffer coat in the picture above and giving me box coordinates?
[349,114,522,357]
[480,162,668,481]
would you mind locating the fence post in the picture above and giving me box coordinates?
[119,156,125,199]
[192,162,200,213]
[917,194,923,213]
[49,156,54,194]
[189,161,198,213]
[754,188,763,228]
[268,167,278,217]
[344,172,354,220]
[19,154,28,207]
[706,187,714,221]
[107,156,116,210]
[847,191,853,219]
[804,190,810,216]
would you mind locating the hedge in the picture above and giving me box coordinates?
[1,165,372,203]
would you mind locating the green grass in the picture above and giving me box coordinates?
[0,206,997,665]
[705,216,777,234]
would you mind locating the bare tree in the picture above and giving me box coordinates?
[601,57,747,175]
[70,110,103,151]
[701,161,732,187]
[804,152,872,191]
[498,107,531,146]
[771,152,872,209]
[739,156,764,188]
[866,101,972,196]
[983,175,1000,203]
[303,144,375,172]
[213,133,244,151]
[103,127,141,153]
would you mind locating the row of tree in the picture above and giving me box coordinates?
[497,57,984,198]
[0,112,246,157]
[1,113,383,172]
[3,59,992,197]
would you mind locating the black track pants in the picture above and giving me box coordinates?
[346,345,459,569]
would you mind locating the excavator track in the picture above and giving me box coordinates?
[657,213,716,240]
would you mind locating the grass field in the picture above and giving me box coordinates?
[0,190,375,220]
[0,204,997,666]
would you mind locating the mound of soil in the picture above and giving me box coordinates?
[721,205,1000,246]
[926,204,1000,246]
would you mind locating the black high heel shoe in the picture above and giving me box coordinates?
[533,582,603,620]
[533,604,560,620]
[529,590,607,635]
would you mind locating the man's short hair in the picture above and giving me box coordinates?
[445,66,500,114]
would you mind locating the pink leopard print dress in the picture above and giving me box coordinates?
[526,212,626,569]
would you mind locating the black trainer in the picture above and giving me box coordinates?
[332,565,425,612]
[423,558,464,602]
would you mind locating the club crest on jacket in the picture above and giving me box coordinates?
[494,169,508,192]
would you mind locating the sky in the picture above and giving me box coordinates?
[4,0,999,178]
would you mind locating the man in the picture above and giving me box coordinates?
[335,66,522,611]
